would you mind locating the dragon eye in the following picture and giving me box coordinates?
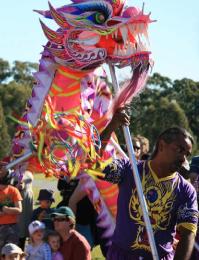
[95,12,106,24]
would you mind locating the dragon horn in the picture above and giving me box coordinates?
[34,9,52,18]
[48,1,70,29]
[40,19,64,45]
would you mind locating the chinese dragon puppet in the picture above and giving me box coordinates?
[11,0,153,255]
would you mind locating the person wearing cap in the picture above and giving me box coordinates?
[32,189,55,230]
[51,206,91,260]
[25,220,51,260]
[1,243,26,260]
[0,163,22,252]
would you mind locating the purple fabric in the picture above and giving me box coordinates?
[52,251,63,260]
[104,160,198,259]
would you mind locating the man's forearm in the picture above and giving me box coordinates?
[174,231,195,260]
[3,205,22,214]
[100,120,116,149]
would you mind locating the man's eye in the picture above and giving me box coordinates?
[176,146,184,153]
[175,147,181,153]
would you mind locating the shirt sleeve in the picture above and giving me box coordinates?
[43,243,52,260]
[12,186,23,202]
[103,159,130,184]
[73,240,91,260]
[177,185,198,235]
[25,244,31,259]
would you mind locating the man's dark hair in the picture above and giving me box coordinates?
[150,127,194,159]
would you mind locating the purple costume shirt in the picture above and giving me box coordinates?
[103,160,198,260]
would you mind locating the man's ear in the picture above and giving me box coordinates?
[68,218,75,229]
[158,139,165,152]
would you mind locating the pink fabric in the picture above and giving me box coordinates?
[111,65,148,114]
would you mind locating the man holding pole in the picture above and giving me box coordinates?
[101,110,198,260]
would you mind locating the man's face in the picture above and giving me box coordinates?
[53,216,71,233]
[160,135,192,172]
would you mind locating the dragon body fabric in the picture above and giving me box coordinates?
[11,0,152,255]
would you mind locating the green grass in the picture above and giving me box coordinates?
[33,174,105,259]
[34,173,58,181]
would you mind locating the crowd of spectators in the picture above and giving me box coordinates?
[0,124,199,259]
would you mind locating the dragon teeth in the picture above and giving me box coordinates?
[113,45,118,56]
[139,23,145,34]
[137,24,143,33]
[114,28,118,39]
[112,22,149,57]
[143,27,150,45]
[126,43,132,56]
[120,25,128,45]
[118,46,122,56]
[127,24,134,36]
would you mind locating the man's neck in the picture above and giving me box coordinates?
[60,229,73,242]
[150,159,173,178]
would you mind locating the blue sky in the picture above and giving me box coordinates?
[0,0,199,81]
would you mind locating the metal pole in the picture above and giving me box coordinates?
[195,242,199,252]
[110,137,129,160]
[108,63,159,260]
[5,150,33,171]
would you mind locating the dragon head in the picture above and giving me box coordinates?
[37,0,153,70]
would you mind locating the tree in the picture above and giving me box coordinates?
[147,72,173,90]
[0,60,37,139]
[130,95,190,146]
[0,58,11,83]
[0,81,31,138]
[0,101,10,159]
[168,78,199,141]
[12,61,38,86]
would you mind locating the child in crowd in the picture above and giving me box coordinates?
[1,243,26,260]
[25,220,51,260]
[46,231,63,260]
[32,189,55,229]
